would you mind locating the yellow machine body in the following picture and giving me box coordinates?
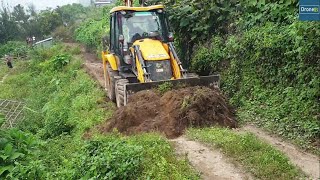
[130,38,182,83]
[101,4,220,107]
[133,39,170,61]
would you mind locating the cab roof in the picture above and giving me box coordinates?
[110,5,164,14]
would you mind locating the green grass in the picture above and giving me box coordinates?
[187,128,304,180]
[0,61,32,100]
[0,63,9,81]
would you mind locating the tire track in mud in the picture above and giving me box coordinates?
[242,125,320,179]
[171,136,253,180]
[84,62,105,88]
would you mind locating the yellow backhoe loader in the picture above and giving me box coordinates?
[102,0,220,107]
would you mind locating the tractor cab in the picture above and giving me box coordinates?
[106,5,173,73]
[121,10,168,44]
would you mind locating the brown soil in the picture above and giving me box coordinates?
[99,87,237,138]
[84,62,105,88]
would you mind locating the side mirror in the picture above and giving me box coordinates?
[102,35,110,52]
[168,32,174,42]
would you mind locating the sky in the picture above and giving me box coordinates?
[1,0,81,11]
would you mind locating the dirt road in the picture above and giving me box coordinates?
[171,137,252,180]
[242,125,320,179]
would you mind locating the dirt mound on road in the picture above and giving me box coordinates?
[99,87,237,138]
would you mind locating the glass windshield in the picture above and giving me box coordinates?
[121,11,164,43]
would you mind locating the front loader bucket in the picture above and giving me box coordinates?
[122,75,220,105]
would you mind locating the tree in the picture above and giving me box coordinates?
[38,10,63,36]
[0,7,19,43]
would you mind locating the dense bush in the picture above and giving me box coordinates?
[70,136,143,179]
[0,129,39,179]
[190,21,320,146]
[74,6,113,52]
[75,19,106,51]
[0,41,28,58]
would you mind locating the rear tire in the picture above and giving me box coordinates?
[105,63,118,102]
[115,79,129,108]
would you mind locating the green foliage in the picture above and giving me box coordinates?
[55,3,86,25]
[0,41,28,58]
[187,128,303,179]
[74,5,114,52]
[50,54,71,70]
[238,0,297,28]
[0,129,39,179]
[29,43,65,61]
[0,7,20,44]
[37,52,71,71]
[146,0,298,66]
[0,63,9,82]
[37,10,63,36]
[70,135,143,179]
[185,9,319,146]
[191,37,225,75]
[78,133,199,180]
[130,133,199,179]
[75,18,106,50]
[19,133,199,179]
[157,82,173,94]
[0,44,106,139]
[0,63,32,100]
[219,22,319,146]
[70,45,81,55]
[0,3,87,44]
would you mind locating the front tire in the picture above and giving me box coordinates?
[105,63,118,102]
[115,79,129,107]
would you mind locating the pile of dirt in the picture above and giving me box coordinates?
[99,86,238,138]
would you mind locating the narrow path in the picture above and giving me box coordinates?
[64,43,105,88]
[171,136,252,180]
[0,74,8,84]
[242,125,320,179]
[84,62,105,88]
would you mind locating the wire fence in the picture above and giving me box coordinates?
[0,99,25,129]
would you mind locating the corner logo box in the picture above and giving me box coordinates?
[299,0,320,21]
